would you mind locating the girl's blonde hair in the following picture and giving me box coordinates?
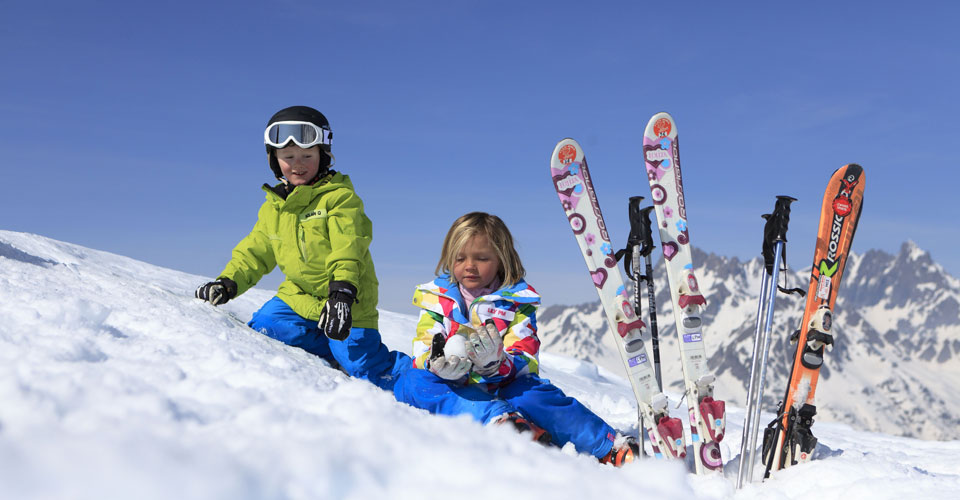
[436,212,526,286]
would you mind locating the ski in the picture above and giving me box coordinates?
[642,112,725,474]
[551,138,686,462]
[762,164,866,475]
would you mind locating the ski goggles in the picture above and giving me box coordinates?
[264,121,332,149]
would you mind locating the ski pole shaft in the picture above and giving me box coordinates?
[629,201,661,390]
[630,245,646,458]
[737,261,773,488]
[644,254,661,390]
[738,196,796,487]
[747,241,784,481]
[626,196,648,457]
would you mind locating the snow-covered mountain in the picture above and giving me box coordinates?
[2,229,959,500]
[539,242,960,441]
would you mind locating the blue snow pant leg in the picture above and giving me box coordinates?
[499,374,617,458]
[394,368,514,424]
[248,297,408,392]
[328,327,412,393]
[248,296,334,360]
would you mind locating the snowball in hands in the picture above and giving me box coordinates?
[444,334,467,358]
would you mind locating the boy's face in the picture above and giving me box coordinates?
[453,234,500,290]
[275,145,321,185]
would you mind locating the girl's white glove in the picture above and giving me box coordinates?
[465,320,506,376]
[427,354,472,380]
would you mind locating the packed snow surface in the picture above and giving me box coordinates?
[1,230,958,499]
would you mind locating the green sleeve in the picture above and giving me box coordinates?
[219,203,277,295]
[324,188,372,286]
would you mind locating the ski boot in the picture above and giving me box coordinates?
[600,434,641,467]
[495,412,552,445]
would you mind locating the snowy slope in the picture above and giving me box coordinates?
[1,230,958,499]
[539,244,960,441]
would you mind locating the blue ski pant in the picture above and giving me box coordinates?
[248,296,616,458]
[248,296,409,389]
[248,297,499,410]
[395,370,617,458]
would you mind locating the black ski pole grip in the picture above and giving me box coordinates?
[638,206,656,257]
[761,196,797,275]
[770,195,797,243]
[627,196,645,247]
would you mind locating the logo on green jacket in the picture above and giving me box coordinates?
[301,209,327,221]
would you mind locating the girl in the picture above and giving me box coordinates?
[402,212,640,466]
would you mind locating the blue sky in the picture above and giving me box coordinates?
[2,1,958,312]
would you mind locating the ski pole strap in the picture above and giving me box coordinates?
[614,247,636,280]
[777,285,806,296]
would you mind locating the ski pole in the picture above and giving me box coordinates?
[737,195,796,488]
[636,205,661,391]
[624,196,649,458]
[625,197,662,390]
[738,240,777,488]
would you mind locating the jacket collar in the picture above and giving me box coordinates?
[413,275,540,325]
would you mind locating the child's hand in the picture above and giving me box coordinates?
[465,320,506,376]
[427,354,472,380]
[195,278,237,306]
[319,281,357,341]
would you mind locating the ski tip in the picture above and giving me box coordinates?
[551,138,584,167]
[836,163,865,176]
[644,112,677,139]
[845,163,865,177]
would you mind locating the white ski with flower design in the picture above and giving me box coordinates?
[551,138,686,462]
[642,112,726,474]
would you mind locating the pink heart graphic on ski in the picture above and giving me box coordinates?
[590,268,608,288]
[662,242,679,261]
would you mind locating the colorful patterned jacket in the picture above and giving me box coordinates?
[411,275,541,389]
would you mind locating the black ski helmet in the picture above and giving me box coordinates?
[265,105,334,179]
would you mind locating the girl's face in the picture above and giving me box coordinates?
[275,145,321,185]
[453,234,500,290]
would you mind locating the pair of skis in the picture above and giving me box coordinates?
[550,112,725,474]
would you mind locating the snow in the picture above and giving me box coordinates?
[905,240,925,262]
[1,229,958,500]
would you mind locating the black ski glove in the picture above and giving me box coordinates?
[195,278,238,306]
[318,281,357,341]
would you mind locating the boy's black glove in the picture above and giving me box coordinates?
[195,278,238,306]
[319,281,357,341]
